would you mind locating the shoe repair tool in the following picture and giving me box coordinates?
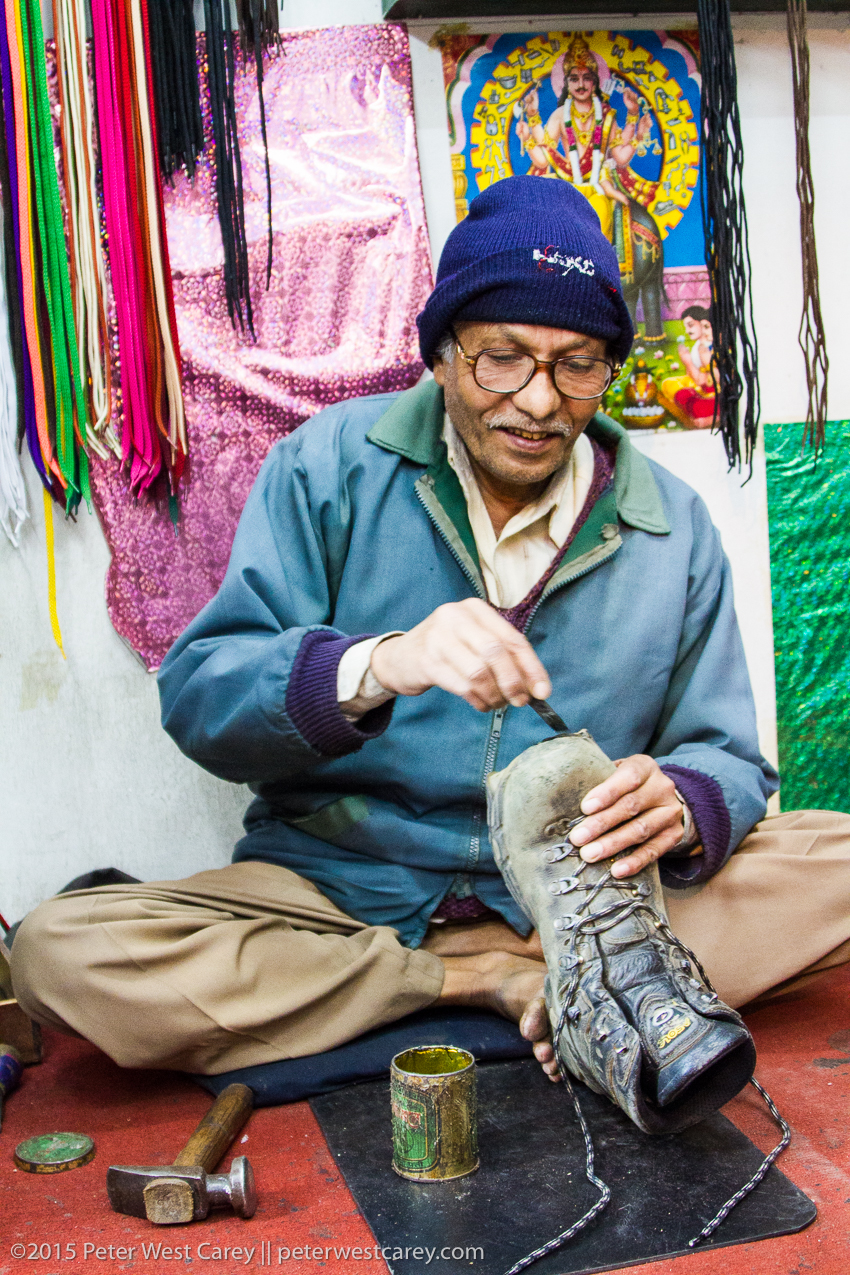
[15,1132,96,1173]
[391,1046,478,1181]
[107,1083,256,1225]
[528,697,569,735]
[0,1043,22,1131]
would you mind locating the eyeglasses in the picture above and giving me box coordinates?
[453,335,617,400]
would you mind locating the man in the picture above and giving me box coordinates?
[11,178,850,1080]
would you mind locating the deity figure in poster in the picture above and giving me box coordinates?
[441,29,711,433]
[511,33,662,331]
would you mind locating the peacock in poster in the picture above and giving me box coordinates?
[440,29,714,433]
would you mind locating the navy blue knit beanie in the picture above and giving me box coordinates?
[417,176,634,368]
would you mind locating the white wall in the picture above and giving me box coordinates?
[3,6,847,921]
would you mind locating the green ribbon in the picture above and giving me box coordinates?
[19,0,90,512]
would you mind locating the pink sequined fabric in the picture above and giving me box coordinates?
[90,24,432,669]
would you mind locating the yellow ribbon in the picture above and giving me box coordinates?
[43,487,66,658]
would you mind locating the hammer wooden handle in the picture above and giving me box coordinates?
[173,1084,253,1172]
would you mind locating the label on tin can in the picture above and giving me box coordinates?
[391,1085,439,1173]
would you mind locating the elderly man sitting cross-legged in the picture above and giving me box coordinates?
[12,178,850,1090]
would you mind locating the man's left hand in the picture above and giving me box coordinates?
[567,755,686,878]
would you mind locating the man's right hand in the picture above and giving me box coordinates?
[369,598,551,713]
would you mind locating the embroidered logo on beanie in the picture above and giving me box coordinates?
[533,246,596,276]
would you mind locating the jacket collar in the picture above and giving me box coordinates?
[367,379,670,536]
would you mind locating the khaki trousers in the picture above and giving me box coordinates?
[11,811,850,1075]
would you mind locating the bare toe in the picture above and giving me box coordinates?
[519,994,549,1041]
[533,1039,555,1064]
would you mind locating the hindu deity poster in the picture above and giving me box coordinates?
[440,29,714,432]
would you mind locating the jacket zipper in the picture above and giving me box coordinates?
[467,705,505,869]
[415,480,498,871]
[415,480,618,869]
[522,542,620,635]
[414,482,486,600]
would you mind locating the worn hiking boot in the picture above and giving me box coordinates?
[488,731,756,1134]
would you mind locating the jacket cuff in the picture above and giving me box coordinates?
[658,763,732,888]
[286,630,394,757]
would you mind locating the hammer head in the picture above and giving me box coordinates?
[107,1157,256,1224]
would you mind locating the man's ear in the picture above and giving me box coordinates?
[432,359,446,387]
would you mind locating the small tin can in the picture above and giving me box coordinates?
[390,1045,478,1181]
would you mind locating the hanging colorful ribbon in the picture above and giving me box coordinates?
[53,0,117,461]
[0,197,26,547]
[90,0,186,497]
[0,0,91,512]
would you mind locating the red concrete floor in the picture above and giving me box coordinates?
[0,966,848,1275]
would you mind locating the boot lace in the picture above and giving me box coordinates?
[503,818,792,1275]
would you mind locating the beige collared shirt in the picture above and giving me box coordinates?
[337,420,595,716]
[442,414,595,609]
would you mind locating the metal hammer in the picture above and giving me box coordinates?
[107,1083,257,1225]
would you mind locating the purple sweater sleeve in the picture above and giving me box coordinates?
[658,763,733,888]
[285,630,395,757]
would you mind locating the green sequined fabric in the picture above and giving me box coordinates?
[765,421,850,812]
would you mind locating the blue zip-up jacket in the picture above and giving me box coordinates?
[158,380,778,947]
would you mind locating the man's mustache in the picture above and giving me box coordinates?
[485,412,574,437]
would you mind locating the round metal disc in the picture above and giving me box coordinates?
[14,1133,95,1174]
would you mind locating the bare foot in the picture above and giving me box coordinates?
[423,919,544,961]
[438,950,544,1017]
[437,951,560,1082]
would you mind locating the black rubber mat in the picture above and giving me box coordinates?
[310,1058,816,1275]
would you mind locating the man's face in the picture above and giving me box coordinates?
[433,322,609,491]
[682,316,701,341]
[566,68,596,104]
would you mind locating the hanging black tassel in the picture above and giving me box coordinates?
[235,0,280,54]
[236,0,279,287]
[204,0,254,337]
[143,0,278,333]
[787,0,828,453]
[696,0,760,472]
[147,0,204,183]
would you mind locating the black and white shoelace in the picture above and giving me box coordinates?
[503,828,791,1275]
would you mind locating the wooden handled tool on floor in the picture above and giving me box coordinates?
[107,1083,256,1225]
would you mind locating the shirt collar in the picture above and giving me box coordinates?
[367,378,670,536]
[443,413,595,549]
